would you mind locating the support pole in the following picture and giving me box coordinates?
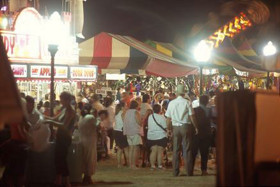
[266,71,270,90]
[200,66,203,95]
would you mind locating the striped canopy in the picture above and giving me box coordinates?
[146,38,279,76]
[214,37,280,74]
[145,40,236,75]
[79,32,198,78]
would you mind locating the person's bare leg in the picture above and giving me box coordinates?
[128,145,133,168]
[157,146,164,168]
[150,145,157,169]
[106,136,111,155]
[124,147,129,166]
[133,145,140,168]
[117,147,122,167]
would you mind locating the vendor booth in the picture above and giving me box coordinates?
[0,7,97,101]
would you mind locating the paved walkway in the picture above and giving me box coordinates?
[89,155,216,187]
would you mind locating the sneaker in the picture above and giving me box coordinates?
[150,166,156,171]
[158,165,165,170]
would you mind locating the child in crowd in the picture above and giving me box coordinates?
[113,102,129,168]
[98,110,110,158]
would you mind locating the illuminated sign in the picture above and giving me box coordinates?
[202,68,218,75]
[2,32,41,60]
[95,89,107,96]
[106,73,126,80]
[30,65,68,78]
[207,12,252,48]
[70,66,97,80]
[0,7,78,65]
[234,68,249,77]
[11,64,27,78]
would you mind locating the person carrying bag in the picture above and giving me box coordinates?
[147,104,168,170]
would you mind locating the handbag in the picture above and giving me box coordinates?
[152,114,167,132]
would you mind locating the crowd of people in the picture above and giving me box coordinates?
[0,84,217,186]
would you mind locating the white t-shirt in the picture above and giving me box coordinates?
[28,121,50,152]
[27,109,43,126]
[147,113,167,140]
[165,96,193,126]
[114,111,124,132]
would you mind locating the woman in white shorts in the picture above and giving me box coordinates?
[123,100,142,169]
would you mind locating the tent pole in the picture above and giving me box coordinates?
[200,66,203,95]
[266,71,270,90]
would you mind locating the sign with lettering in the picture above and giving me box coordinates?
[95,89,107,96]
[30,65,68,78]
[106,73,126,80]
[70,66,97,80]
[11,64,27,78]
[234,68,249,77]
[0,8,79,65]
[1,32,41,60]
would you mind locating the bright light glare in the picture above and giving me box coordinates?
[193,40,212,62]
[1,6,7,11]
[263,41,277,56]
[46,12,65,45]
[1,17,8,29]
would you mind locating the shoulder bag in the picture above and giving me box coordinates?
[152,114,167,132]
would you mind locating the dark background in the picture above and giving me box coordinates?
[39,0,229,42]
[38,0,280,50]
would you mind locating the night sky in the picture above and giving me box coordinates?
[39,0,228,42]
[39,0,280,51]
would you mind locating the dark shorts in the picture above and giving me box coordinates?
[146,137,168,149]
[113,130,128,149]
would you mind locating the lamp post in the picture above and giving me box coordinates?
[263,41,277,90]
[46,12,64,116]
[48,45,58,117]
[193,40,212,95]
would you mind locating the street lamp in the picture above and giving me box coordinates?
[263,41,277,90]
[48,45,58,117]
[193,40,212,95]
[47,12,63,116]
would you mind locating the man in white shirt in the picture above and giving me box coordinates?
[25,96,43,126]
[25,96,50,152]
[165,85,197,176]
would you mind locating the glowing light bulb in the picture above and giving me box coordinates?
[263,41,277,56]
[193,40,212,62]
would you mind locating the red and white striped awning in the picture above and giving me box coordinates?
[79,32,198,77]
